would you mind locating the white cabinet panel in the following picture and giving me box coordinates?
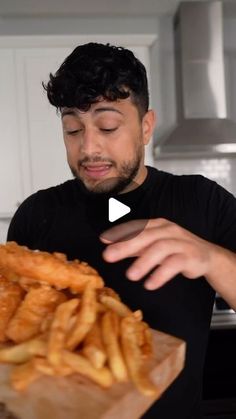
[15,48,73,193]
[0,50,23,216]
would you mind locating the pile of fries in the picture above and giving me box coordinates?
[0,242,157,396]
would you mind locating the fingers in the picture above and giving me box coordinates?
[101,218,209,291]
[129,248,207,291]
[102,221,181,263]
[126,239,186,281]
[143,254,188,290]
[102,227,156,262]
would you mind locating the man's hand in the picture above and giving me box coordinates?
[100,218,218,290]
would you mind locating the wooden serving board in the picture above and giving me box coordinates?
[0,330,186,419]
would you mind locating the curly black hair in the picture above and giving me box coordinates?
[43,42,149,118]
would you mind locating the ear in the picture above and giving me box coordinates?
[142,110,156,145]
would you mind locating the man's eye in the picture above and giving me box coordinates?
[100,128,118,133]
[66,129,82,135]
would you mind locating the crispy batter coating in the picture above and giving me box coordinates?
[6,286,67,343]
[0,242,103,292]
[0,276,24,343]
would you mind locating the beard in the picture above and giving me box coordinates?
[69,144,143,195]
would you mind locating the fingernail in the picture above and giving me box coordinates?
[99,234,112,244]
[144,280,156,290]
[127,268,140,280]
[103,248,117,261]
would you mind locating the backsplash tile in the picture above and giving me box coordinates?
[155,157,236,196]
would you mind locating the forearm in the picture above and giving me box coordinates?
[206,244,236,311]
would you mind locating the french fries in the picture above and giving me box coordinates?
[82,318,107,369]
[120,316,157,397]
[62,350,113,388]
[101,311,128,382]
[34,357,73,377]
[47,298,79,368]
[66,283,97,350]
[0,243,156,396]
[0,337,47,363]
[98,294,132,317]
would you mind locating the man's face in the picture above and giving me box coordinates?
[61,98,155,194]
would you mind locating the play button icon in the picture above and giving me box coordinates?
[85,176,150,242]
[108,198,131,222]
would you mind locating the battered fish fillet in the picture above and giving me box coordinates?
[0,276,24,343]
[6,286,67,343]
[0,242,104,292]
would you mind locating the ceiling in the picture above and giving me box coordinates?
[0,0,235,18]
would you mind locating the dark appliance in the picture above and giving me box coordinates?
[202,295,236,418]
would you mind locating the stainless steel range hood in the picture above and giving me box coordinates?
[155,1,236,158]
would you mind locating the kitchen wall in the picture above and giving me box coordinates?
[0,15,158,36]
[1,13,236,243]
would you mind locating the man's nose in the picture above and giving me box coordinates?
[80,128,102,154]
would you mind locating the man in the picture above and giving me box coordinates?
[7,42,236,418]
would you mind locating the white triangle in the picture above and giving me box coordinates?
[108,198,131,222]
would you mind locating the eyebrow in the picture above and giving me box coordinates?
[94,107,123,116]
[61,109,77,118]
[61,106,123,118]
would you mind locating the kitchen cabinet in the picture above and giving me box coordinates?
[15,47,73,195]
[0,35,156,217]
[0,50,23,217]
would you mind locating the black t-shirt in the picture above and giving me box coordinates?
[7,166,236,419]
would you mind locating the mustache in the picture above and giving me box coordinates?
[78,156,116,166]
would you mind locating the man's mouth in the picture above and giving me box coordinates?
[82,163,112,179]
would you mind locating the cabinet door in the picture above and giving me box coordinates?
[0,49,23,216]
[15,48,73,194]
